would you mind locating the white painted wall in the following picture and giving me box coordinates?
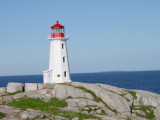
[43,37,71,83]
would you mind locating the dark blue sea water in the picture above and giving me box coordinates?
[0,71,160,94]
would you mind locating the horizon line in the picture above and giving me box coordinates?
[0,69,160,77]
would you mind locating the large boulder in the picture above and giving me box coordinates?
[7,82,23,93]
[25,83,37,92]
[0,87,6,96]
[53,84,93,100]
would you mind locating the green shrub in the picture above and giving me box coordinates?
[0,112,5,119]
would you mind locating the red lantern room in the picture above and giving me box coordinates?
[51,21,64,38]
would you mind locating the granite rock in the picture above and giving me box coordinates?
[0,87,6,96]
[7,82,23,93]
[53,84,93,100]
[21,111,44,119]
[71,82,131,115]
[133,90,160,106]
[25,83,37,92]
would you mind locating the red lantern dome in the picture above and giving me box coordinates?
[51,21,64,38]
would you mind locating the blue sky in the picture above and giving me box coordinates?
[0,0,160,76]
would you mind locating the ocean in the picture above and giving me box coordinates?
[0,71,160,94]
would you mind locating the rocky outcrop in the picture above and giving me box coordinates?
[134,90,160,106]
[71,82,131,115]
[0,82,160,120]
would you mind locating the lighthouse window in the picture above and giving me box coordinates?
[57,74,60,77]
[63,57,65,63]
[55,29,60,33]
[62,43,64,49]
[60,28,63,33]
[64,71,66,77]
[54,28,63,33]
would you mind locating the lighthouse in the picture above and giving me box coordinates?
[43,21,71,83]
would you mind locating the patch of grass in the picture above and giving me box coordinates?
[131,105,155,119]
[47,98,67,108]
[8,98,98,120]
[74,86,118,114]
[2,101,6,105]
[6,90,23,96]
[8,98,47,110]
[0,112,5,119]
[8,98,67,110]
[131,105,155,111]
[128,91,137,99]
[146,110,155,119]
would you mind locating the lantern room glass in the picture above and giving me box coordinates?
[52,28,64,33]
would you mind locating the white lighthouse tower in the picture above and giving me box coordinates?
[43,21,71,83]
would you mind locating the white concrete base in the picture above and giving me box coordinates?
[43,70,71,83]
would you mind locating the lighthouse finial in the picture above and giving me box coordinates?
[56,21,59,24]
